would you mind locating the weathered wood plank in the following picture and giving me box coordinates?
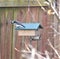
[41,12,48,53]
[5,8,14,59]
[30,7,39,50]
[1,9,6,59]
[14,8,24,59]
[0,0,47,7]
[0,9,2,59]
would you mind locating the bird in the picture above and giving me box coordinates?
[11,20,25,28]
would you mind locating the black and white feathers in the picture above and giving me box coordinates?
[11,20,25,28]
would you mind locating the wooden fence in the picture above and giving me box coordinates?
[0,7,54,59]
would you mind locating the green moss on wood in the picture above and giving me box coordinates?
[0,0,47,7]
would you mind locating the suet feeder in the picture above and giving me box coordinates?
[15,23,43,36]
